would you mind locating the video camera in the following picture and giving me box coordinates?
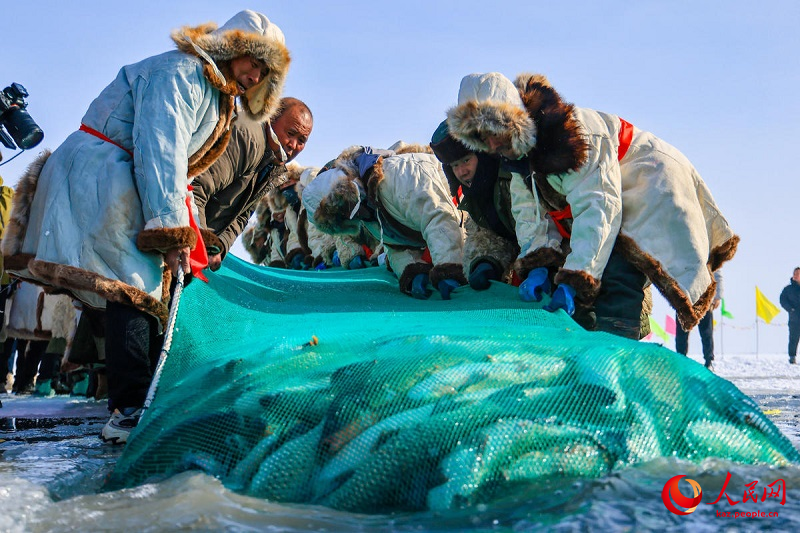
[0,83,44,151]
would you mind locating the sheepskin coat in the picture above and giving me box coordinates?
[447,72,738,330]
[2,12,290,326]
[4,281,76,341]
[305,150,466,294]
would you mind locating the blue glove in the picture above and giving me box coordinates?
[411,273,432,300]
[544,284,576,315]
[315,262,327,271]
[332,251,341,267]
[468,262,498,291]
[437,279,461,300]
[519,267,550,302]
[348,256,366,270]
[289,254,306,270]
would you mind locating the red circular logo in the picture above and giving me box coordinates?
[662,474,703,515]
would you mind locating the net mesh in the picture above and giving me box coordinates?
[109,255,800,512]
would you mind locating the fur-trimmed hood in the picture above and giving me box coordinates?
[295,166,321,199]
[512,73,588,177]
[302,167,361,235]
[446,72,536,158]
[266,163,304,213]
[172,10,290,122]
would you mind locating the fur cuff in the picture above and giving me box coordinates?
[3,253,35,271]
[430,262,468,287]
[269,259,287,269]
[708,235,739,272]
[398,262,433,295]
[514,248,566,279]
[200,228,225,254]
[27,259,169,329]
[554,268,601,306]
[284,248,305,266]
[137,227,197,253]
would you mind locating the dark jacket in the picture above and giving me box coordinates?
[193,118,289,257]
[780,278,800,323]
[454,157,520,278]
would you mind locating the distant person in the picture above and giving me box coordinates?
[779,267,800,365]
[675,270,723,370]
[1,10,290,443]
[445,72,738,337]
[193,97,313,271]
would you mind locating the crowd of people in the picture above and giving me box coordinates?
[0,9,745,441]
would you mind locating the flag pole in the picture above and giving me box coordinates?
[720,314,724,357]
[755,317,760,357]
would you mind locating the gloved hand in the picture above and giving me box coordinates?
[348,256,366,270]
[207,253,223,272]
[544,284,576,315]
[289,254,307,270]
[468,262,498,291]
[332,251,341,267]
[437,279,461,300]
[411,273,433,300]
[519,267,550,302]
[315,262,327,271]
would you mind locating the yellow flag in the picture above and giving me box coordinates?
[755,286,780,324]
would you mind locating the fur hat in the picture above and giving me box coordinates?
[295,166,321,199]
[266,187,289,214]
[446,72,536,159]
[172,10,290,122]
[430,119,473,164]
[302,168,362,235]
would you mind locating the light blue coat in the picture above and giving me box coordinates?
[21,50,221,310]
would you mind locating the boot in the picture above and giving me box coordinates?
[33,379,55,398]
[70,370,90,396]
[791,356,797,365]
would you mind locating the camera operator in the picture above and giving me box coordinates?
[0,82,44,164]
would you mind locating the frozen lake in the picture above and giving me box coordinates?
[1,351,798,532]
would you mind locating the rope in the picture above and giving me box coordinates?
[143,264,185,411]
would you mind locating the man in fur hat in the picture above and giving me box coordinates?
[446,72,737,338]
[2,10,290,443]
[302,146,467,299]
[430,120,520,291]
[193,97,312,271]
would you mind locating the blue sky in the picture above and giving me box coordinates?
[2,1,798,353]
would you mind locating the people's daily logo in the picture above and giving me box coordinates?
[662,475,703,515]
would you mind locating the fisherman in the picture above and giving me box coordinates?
[2,10,291,443]
[302,145,467,299]
[446,72,738,337]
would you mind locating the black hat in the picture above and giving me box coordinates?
[430,120,473,164]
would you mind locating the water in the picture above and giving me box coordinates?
[1,394,799,532]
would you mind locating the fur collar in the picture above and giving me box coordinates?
[513,73,588,177]
[171,18,290,123]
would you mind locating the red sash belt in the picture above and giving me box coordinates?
[547,117,634,239]
[618,118,633,161]
[79,124,208,281]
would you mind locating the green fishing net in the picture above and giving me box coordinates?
[108,255,800,512]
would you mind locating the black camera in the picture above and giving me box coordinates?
[0,83,44,151]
